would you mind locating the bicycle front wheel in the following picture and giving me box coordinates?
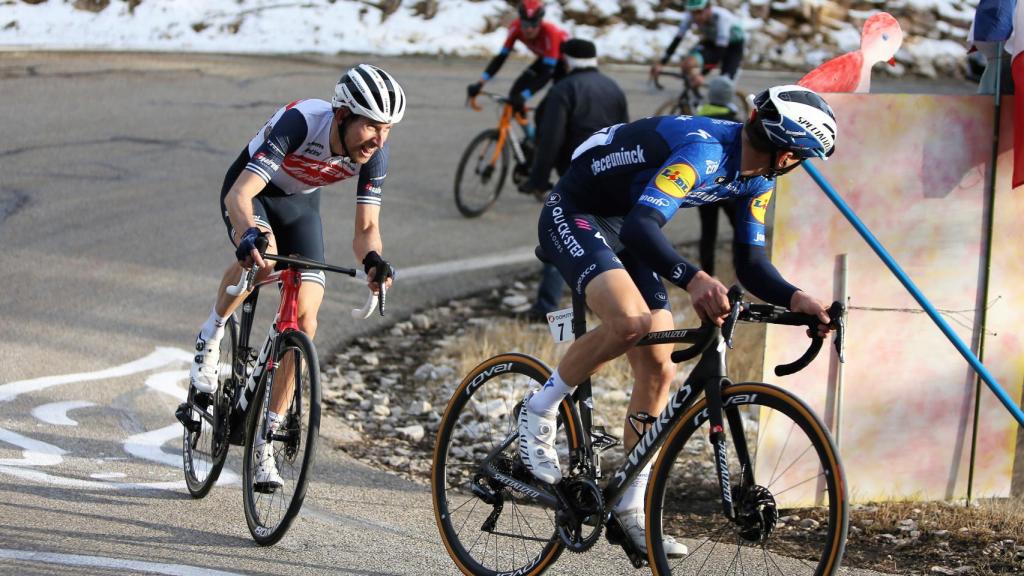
[242,329,321,546]
[432,353,580,576]
[454,128,508,218]
[182,317,235,498]
[648,382,847,575]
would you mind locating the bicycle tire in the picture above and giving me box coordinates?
[647,382,847,575]
[655,97,688,117]
[182,317,236,498]
[454,128,508,218]
[242,329,321,546]
[432,353,580,576]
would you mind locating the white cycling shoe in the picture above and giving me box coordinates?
[615,508,688,558]
[254,442,284,492]
[190,333,221,394]
[517,391,562,484]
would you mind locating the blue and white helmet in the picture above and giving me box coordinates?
[332,64,407,125]
[750,85,836,159]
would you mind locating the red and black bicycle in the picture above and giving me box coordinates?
[177,244,382,545]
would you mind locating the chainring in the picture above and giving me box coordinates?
[555,477,605,552]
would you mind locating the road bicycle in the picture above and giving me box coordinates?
[454,91,538,218]
[176,241,382,545]
[653,69,752,119]
[432,274,848,575]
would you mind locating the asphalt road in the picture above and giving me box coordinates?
[0,51,971,575]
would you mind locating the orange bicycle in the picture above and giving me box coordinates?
[454,92,537,218]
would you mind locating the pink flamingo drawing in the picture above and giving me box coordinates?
[798,12,904,93]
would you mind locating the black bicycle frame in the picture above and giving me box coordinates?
[562,290,754,522]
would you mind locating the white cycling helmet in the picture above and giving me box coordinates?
[748,85,837,159]
[332,64,407,125]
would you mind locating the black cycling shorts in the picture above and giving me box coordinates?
[220,149,326,287]
[537,186,670,312]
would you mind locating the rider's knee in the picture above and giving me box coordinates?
[608,312,652,349]
[298,315,318,339]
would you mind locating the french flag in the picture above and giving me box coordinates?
[970,0,1024,187]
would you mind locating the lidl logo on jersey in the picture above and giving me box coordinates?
[590,145,646,175]
[654,163,697,199]
[750,190,773,224]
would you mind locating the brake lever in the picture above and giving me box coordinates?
[828,301,845,363]
[722,285,744,349]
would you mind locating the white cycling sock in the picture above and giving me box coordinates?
[614,462,652,514]
[266,410,283,433]
[529,369,574,414]
[199,308,227,342]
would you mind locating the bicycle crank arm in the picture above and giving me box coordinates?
[482,463,559,508]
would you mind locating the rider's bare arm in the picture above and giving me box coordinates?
[224,171,268,241]
[353,203,390,291]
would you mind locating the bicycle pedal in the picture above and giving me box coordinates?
[254,482,279,494]
[590,426,621,453]
[174,403,201,434]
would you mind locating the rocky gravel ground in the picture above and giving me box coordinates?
[318,273,1024,575]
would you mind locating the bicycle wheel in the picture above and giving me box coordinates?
[242,329,321,546]
[182,317,236,498]
[454,128,508,218]
[655,97,688,117]
[432,353,581,576]
[648,382,847,575]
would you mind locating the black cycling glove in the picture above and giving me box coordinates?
[508,90,527,114]
[235,227,265,263]
[467,81,484,99]
[362,251,395,283]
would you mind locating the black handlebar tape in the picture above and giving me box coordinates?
[774,336,823,377]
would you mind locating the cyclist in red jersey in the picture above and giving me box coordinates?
[466,1,569,113]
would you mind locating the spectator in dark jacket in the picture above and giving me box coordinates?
[695,75,739,277]
[517,38,629,321]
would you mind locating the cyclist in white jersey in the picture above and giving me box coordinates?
[650,0,746,88]
[188,64,407,487]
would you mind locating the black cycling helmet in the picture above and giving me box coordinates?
[519,0,545,27]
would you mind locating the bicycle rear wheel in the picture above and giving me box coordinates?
[182,317,235,498]
[454,128,508,218]
[655,97,688,117]
[648,382,847,575]
[431,353,580,576]
[242,329,321,546]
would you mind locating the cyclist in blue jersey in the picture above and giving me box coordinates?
[518,85,838,557]
[187,64,406,488]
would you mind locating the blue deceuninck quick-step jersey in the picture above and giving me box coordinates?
[552,115,798,307]
[567,115,773,244]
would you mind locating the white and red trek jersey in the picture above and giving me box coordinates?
[244,98,386,207]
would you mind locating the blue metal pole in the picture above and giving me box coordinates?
[802,162,1024,426]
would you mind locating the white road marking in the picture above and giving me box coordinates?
[134,369,239,485]
[144,368,188,402]
[0,548,244,576]
[0,464,182,490]
[0,347,192,402]
[90,472,126,479]
[394,246,536,280]
[0,427,64,466]
[31,400,95,426]
[124,423,184,469]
